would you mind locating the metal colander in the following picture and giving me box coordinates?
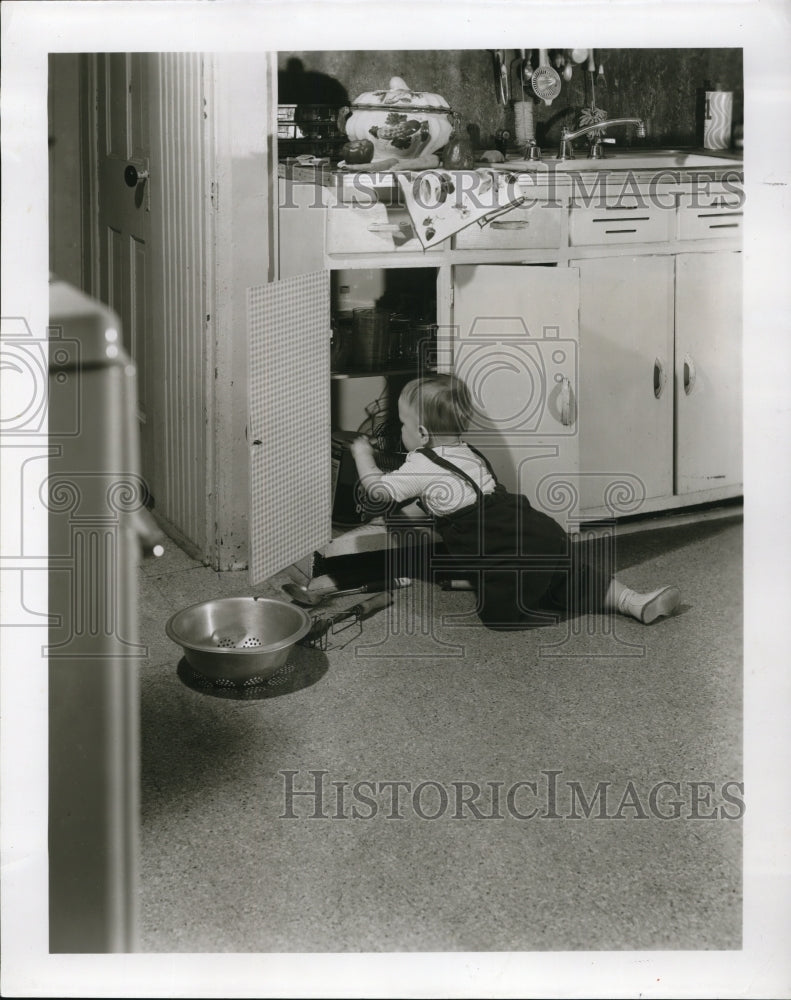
[166,596,311,684]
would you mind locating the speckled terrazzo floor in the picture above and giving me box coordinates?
[138,509,743,952]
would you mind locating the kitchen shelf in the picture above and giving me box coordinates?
[331,366,437,380]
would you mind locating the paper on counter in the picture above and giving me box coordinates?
[396,168,527,249]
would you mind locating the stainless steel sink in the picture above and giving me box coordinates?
[497,150,742,172]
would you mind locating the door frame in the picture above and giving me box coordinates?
[78,54,100,297]
[80,52,276,570]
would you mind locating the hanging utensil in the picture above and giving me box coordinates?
[587,49,597,108]
[571,48,589,64]
[493,49,510,105]
[532,48,561,106]
[510,52,524,99]
[521,48,533,83]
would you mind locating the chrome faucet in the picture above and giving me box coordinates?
[557,118,646,161]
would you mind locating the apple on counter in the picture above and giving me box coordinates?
[340,139,375,164]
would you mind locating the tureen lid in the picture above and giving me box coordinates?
[351,76,451,113]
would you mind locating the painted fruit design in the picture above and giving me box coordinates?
[369,113,431,150]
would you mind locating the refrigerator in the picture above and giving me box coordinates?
[48,277,162,952]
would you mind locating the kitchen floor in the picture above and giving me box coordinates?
[137,507,743,952]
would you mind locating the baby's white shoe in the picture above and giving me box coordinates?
[618,585,681,624]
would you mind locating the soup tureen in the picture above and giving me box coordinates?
[338,77,454,163]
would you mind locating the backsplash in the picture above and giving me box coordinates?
[278,48,743,151]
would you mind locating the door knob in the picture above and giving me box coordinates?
[124,162,149,187]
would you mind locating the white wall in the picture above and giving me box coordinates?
[209,52,277,571]
[48,55,84,288]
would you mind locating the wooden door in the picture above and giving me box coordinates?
[575,255,675,512]
[675,251,743,493]
[452,265,580,512]
[96,53,155,488]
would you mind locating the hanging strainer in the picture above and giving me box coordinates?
[532,49,561,106]
[166,596,311,684]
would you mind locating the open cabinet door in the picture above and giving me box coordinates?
[248,272,331,584]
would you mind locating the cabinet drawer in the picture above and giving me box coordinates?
[677,189,743,240]
[453,203,561,250]
[326,204,423,255]
[569,202,671,245]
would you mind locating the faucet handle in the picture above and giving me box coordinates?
[589,136,616,159]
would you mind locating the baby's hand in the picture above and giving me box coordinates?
[350,436,375,462]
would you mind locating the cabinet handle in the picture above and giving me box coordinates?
[491,220,530,230]
[653,357,667,399]
[367,222,410,233]
[683,354,697,395]
[560,376,574,426]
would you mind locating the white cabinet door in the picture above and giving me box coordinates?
[248,271,332,583]
[675,251,743,493]
[574,255,675,512]
[453,265,580,507]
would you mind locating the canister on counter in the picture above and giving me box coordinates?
[703,87,734,150]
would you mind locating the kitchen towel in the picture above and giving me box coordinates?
[397,168,527,249]
[703,90,733,150]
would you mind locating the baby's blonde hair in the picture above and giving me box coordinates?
[400,374,474,435]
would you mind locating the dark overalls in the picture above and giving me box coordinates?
[314,444,613,631]
[415,445,612,630]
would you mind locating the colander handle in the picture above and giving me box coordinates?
[325,591,393,627]
[305,592,393,645]
[350,591,394,618]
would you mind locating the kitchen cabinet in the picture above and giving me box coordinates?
[452,264,580,497]
[573,255,675,511]
[571,248,742,514]
[674,250,742,493]
[262,164,743,579]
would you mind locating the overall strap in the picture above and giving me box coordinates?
[461,442,499,482]
[416,446,487,498]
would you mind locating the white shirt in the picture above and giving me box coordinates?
[377,445,496,516]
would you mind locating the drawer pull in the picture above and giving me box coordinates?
[490,220,530,230]
[592,203,646,212]
[594,216,649,223]
[683,354,697,395]
[709,223,740,229]
[604,228,638,234]
[653,357,667,399]
[367,222,411,233]
[698,212,743,219]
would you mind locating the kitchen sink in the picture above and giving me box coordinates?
[497,150,742,172]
